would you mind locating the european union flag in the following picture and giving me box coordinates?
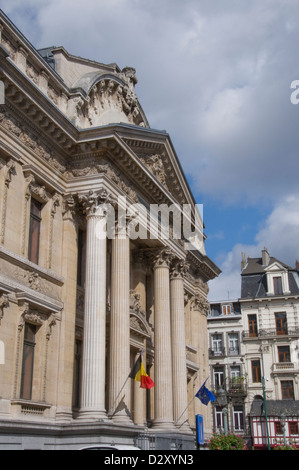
[195,379,216,406]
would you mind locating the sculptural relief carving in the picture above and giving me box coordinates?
[68,68,145,129]
[170,259,189,279]
[0,293,8,325]
[140,154,168,189]
[78,188,116,217]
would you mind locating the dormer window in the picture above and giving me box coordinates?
[273,276,282,295]
[222,304,231,315]
[265,263,290,296]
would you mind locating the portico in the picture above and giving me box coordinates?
[0,10,220,449]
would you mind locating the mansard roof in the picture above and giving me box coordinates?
[250,399,299,417]
[241,256,292,275]
[240,253,299,299]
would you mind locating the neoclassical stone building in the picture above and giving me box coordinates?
[0,11,219,449]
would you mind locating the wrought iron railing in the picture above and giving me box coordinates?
[242,327,299,339]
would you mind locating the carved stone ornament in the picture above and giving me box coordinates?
[140,153,168,189]
[68,67,146,129]
[170,259,190,279]
[0,293,9,325]
[151,247,175,269]
[18,302,55,333]
[25,175,49,204]
[62,193,77,219]
[129,289,145,317]
[78,188,116,217]
[190,295,209,315]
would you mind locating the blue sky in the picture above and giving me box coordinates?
[1,0,299,300]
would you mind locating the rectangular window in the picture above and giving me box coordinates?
[233,405,244,431]
[213,367,224,389]
[228,333,239,355]
[215,406,224,430]
[281,380,294,400]
[20,323,36,400]
[278,346,290,363]
[273,276,282,295]
[275,312,287,335]
[275,421,283,435]
[289,422,299,435]
[28,198,42,264]
[248,314,258,337]
[251,360,261,383]
[212,334,223,355]
[222,304,231,315]
[231,366,241,381]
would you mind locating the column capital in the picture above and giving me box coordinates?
[78,188,116,218]
[150,247,175,269]
[170,258,189,280]
[190,294,209,316]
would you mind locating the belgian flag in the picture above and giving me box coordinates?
[129,354,155,389]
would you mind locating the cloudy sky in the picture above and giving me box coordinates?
[1,0,299,300]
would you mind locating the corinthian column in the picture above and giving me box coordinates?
[79,190,111,421]
[170,259,190,431]
[108,225,131,423]
[152,248,175,430]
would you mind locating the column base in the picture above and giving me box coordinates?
[175,421,193,434]
[110,410,133,425]
[77,408,108,422]
[152,419,177,432]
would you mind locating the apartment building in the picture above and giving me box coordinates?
[208,248,299,448]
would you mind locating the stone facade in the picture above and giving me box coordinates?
[0,11,220,450]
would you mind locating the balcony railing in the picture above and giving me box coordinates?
[243,327,299,339]
[211,378,248,397]
[209,347,226,358]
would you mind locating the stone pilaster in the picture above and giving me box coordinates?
[55,195,78,422]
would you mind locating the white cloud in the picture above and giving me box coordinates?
[2,0,299,208]
[208,193,299,300]
[2,0,299,297]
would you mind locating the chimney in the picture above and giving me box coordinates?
[241,252,247,270]
[296,260,299,271]
[262,247,270,266]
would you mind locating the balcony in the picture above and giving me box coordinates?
[209,347,226,359]
[227,379,248,397]
[272,362,296,373]
[242,327,299,340]
[212,378,248,398]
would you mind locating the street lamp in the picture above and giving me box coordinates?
[280,412,287,447]
[218,388,228,435]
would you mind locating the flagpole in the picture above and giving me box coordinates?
[175,395,196,427]
[108,349,144,417]
[175,377,212,426]
[108,375,131,417]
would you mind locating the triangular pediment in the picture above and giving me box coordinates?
[121,134,195,207]
[265,261,287,273]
